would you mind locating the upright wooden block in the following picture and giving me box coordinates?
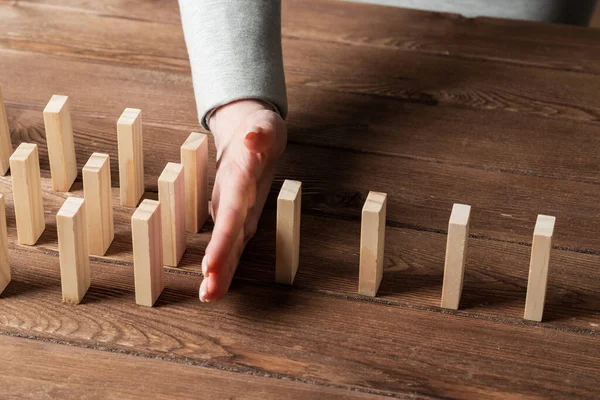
[0,194,10,295]
[0,86,14,176]
[180,132,208,233]
[117,108,144,207]
[441,203,471,310]
[358,191,387,297]
[82,153,114,256]
[276,180,302,285]
[43,95,77,191]
[9,143,45,245]
[132,199,164,307]
[158,162,186,266]
[56,197,90,304]
[524,214,555,322]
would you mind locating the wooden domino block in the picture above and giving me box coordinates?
[524,214,555,322]
[82,153,114,256]
[132,199,164,306]
[56,197,90,304]
[276,180,302,285]
[10,143,45,245]
[117,108,144,207]
[180,132,208,233]
[0,86,14,176]
[441,203,471,310]
[43,95,77,191]
[158,162,186,266]
[358,191,387,297]
[0,194,10,295]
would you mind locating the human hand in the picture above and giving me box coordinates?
[199,100,287,302]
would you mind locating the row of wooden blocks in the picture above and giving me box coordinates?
[0,90,554,321]
[276,188,555,322]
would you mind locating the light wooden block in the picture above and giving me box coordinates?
[82,153,114,256]
[56,197,90,304]
[0,194,10,295]
[0,86,14,176]
[441,203,471,310]
[276,180,302,285]
[180,132,208,233]
[524,214,555,322]
[117,108,144,207]
[43,95,77,191]
[9,143,45,245]
[132,199,164,307]
[158,162,186,267]
[358,191,387,297]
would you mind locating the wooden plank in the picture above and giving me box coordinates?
[524,215,555,322]
[9,143,45,245]
[0,86,13,175]
[0,194,9,294]
[117,108,144,207]
[1,243,599,398]
[6,0,600,75]
[82,152,114,255]
[56,196,90,304]
[42,94,77,191]
[158,162,185,266]
[0,335,384,400]
[131,199,164,306]
[358,191,387,297]
[180,132,208,233]
[2,175,598,332]
[441,203,470,310]
[276,179,302,285]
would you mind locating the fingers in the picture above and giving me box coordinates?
[244,110,287,158]
[200,229,244,302]
[244,126,274,155]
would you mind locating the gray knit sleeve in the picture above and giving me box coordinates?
[178,0,288,130]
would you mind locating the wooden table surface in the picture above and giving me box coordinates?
[1,0,600,398]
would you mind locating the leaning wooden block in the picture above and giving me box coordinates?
[0,194,10,295]
[43,95,77,191]
[57,197,90,304]
[117,108,144,207]
[180,132,208,233]
[0,86,14,176]
[276,180,302,285]
[10,143,45,245]
[441,203,471,310]
[524,214,555,322]
[132,199,164,307]
[82,153,114,256]
[358,191,387,297]
[158,162,186,267]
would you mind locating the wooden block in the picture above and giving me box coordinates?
[43,95,77,191]
[56,197,90,304]
[276,180,302,285]
[358,191,387,297]
[180,132,208,233]
[0,86,14,176]
[158,162,186,266]
[9,143,45,245]
[441,203,471,310]
[132,199,164,306]
[524,214,555,322]
[0,194,10,295]
[117,108,144,207]
[82,153,114,256]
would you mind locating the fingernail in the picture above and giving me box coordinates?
[199,282,210,303]
[202,255,209,276]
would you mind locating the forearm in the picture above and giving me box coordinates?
[178,0,288,130]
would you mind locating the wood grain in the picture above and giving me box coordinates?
[1,242,599,398]
[0,335,384,400]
